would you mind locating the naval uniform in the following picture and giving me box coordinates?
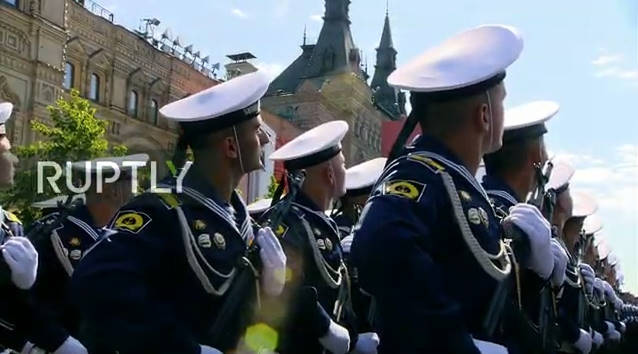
[260,192,357,353]
[555,247,588,353]
[71,170,255,354]
[0,209,34,351]
[332,206,376,333]
[332,209,357,239]
[26,204,102,351]
[352,135,511,354]
[482,173,558,354]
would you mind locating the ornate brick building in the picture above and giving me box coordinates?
[0,0,218,170]
[263,0,405,167]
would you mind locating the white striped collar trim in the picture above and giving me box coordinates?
[415,151,491,203]
[0,318,15,331]
[486,190,519,207]
[291,202,340,237]
[181,186,252,241]
[67,215,100,241]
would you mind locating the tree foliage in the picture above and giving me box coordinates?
[0,90,127,224]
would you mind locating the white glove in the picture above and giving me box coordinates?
[53,336,88,354]
[592,330,604,348]
[2,237,38,290]
[472,338,508,354]
[579,264,595,296]
[341,235,354,254]
[256,227,287,296]
[352,332,379,354]
[318,320,350,354]
[199,345,222,354]
[20,342,37,354]
[504,204,552,279]
[605,321,621,342]
[550,239,568,287]
[607,329,621,342]
[619,321,627,334]
[573,328,592,354]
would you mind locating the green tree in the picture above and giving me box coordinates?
[0,89,127,224]
[265,174,279,199]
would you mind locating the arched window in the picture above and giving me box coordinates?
[150,99,159,125]
[128,90,138,117]
[63,62,74,90]
[89,74,100,101]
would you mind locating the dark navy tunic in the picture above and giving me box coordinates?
[352,135,506,354]
[70,169,254,354]
[332,209,357,239]
[0,208,31,351]
[482,174,519,214]
[28,204,102,351]
[482,173,560,354]
[260,192,357,354]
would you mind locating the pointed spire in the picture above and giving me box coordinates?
[324,0,350,22]
[302,0,362,78]
[379,9,394,49]
[386,0,389,16]
[371,7,402,119]
[303,25,307,46]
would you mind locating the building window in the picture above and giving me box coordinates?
[63,62,74,90]
[2,0,18,7]
[89,74,100,101]
[109,121,120,135]
[128,90,138,117]
[150,99,159,125]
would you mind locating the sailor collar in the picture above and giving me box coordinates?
[482,174,520,207]
[406,135,493,205]
[291,192,340,237]
[64,204,101,241]
[167,168,251,240]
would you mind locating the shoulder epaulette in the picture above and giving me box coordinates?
[153,192,181,210]
[4,210,21,225]
[407,153,446,173]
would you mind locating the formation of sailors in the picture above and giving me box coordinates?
[0,23,635,354]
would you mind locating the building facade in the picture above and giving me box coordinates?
[263,0,405,168]
[0,0,218,172]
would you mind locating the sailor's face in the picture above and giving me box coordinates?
[552,187,573,235]
[563,217,585,252]
[538,138,548,165]
[486,83,506,154]
[239,115,270,173]
[332,151,347,199]
[0,132,17,188]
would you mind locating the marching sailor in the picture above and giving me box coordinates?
[557,190,598,354]
[0,102,39,352]
[482,101,569,353]
[24,154,148,354]
[71,71,287,354]
[333,157,386,239]
[262,121,379,354]
[351,25,555,353]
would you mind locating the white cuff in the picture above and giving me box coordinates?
[472,338,508,354]
[573,329,592,354]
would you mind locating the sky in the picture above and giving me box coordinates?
[99,0,638,292]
